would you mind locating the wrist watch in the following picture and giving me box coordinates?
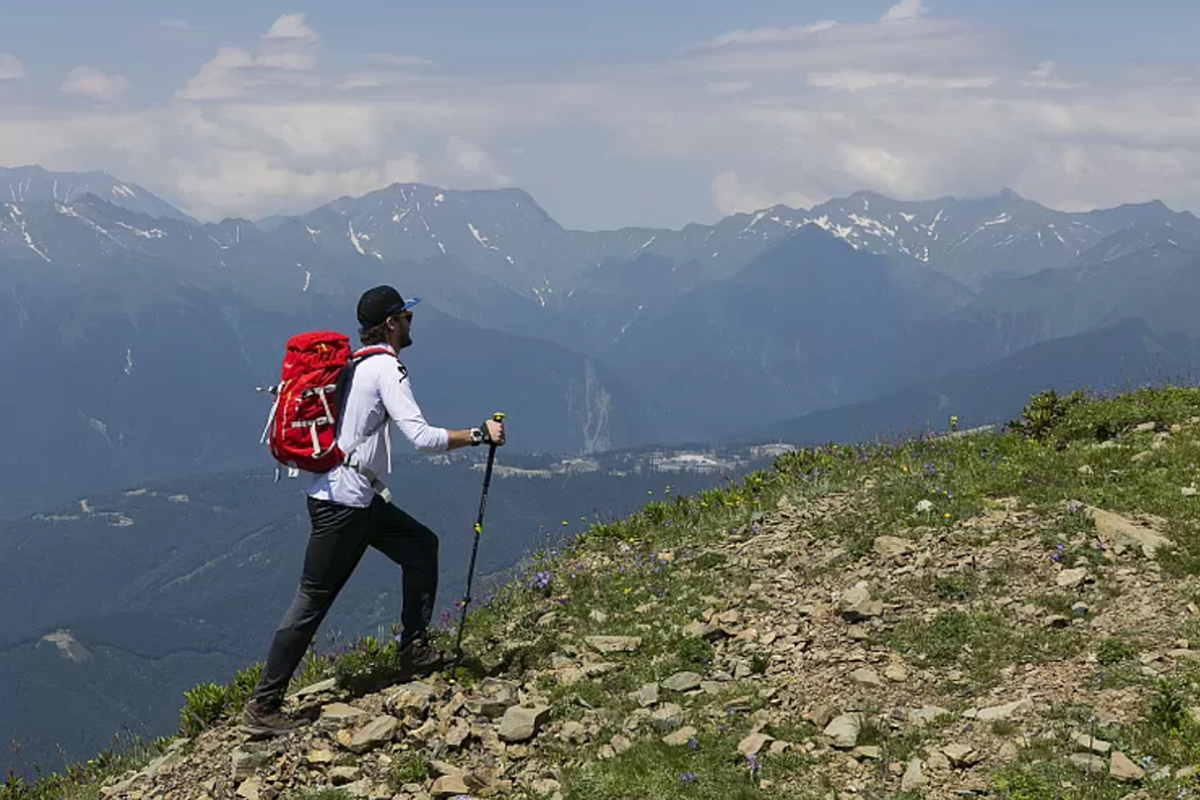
[469,427,485,446]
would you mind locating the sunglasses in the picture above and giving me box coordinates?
[384,296,419,323]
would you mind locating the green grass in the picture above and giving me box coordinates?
[1,734,171,800]
[886,609,1085,687]
[559,725,812,800]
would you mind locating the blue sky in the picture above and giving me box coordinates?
[0,1,1197,228]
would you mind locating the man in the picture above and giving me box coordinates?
[242,285,505,736]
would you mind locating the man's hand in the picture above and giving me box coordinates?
[484,418,505,446]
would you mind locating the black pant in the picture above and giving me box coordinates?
[252,495,439,706]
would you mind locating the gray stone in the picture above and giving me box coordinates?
[1087,507,1170,558]
[901,758,926,791]
[445,718,471,748]
[498,705,551,742]
[479,677,520,705]
[236,778,261,800]
[636,683,660,707]
[738,733,773,756]
[823,713,863,749]
[970,698,1033,722]
[840,583,883,622]
[292,678,337,698]
[682,621,723,640]
[387,683,438,715]
[559,720,588,743]
[329,766,360,785]
[347,715,398,753]
[850,667,883,688]
[651,703,685,731]
[1070,754,1106,774]
[430,774,470,798]
[1071,732,1111,753]
[1110,751,1145,782]
[873,536,913,559]
[465,696,508,719]
[908,706,951,727]
[231,748,274,781]
[663,726,698,747]
[1057,567,1090,589]
[942,743,980,767]
[322,702,369,722]
[584,636,642,653]
[662,671,703,692]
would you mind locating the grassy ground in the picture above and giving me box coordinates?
[9,385,1200,800]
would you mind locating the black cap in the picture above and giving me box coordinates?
[357,285,420,330]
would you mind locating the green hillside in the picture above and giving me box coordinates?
[10,385,1200,799]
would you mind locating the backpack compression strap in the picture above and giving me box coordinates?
[339,348,406,502]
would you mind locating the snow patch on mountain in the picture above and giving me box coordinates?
[468,221,499,250]
[7,204,50,261]
[348,220,367,255]
[114,221,166,239]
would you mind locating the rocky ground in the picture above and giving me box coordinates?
[67,392,1200,798]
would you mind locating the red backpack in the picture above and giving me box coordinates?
[259,331,392,474]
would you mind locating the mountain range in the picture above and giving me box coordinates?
[1,164,1199,514]
[4,162,1200,775]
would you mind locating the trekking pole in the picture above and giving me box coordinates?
[450,412,505,668]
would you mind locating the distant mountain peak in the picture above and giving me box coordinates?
[0,165,195,224]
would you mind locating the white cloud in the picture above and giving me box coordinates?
[711,171,816,216]
[1022,60,1088,90]
[58,66,129,101]
[0,54,24,80]
[263,13,318,43]
[808,70,997,91]
[367,53,433,68]
[446,137,511,187]
[178,14,321,100]
[158,19,194,31]
[680,21,837,52]
[880,0,929,23]
[3,5,1197,227]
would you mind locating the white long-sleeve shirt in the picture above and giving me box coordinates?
[306,344,449,507]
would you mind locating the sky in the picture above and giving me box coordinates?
[0,0,1197,230]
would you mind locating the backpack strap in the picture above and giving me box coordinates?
[339,347,404,500]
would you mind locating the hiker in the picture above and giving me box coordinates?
[242,285,506,735]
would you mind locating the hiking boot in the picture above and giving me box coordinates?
[240,698,310,737]
[397,636,446,678]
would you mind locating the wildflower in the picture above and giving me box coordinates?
[687,737,698,749]
[1051,543,1065,563]
[1067,500,1081,514]
[679,772,698,784]
[747,753,761,776]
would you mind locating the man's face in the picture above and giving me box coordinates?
[390,310,414,350]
